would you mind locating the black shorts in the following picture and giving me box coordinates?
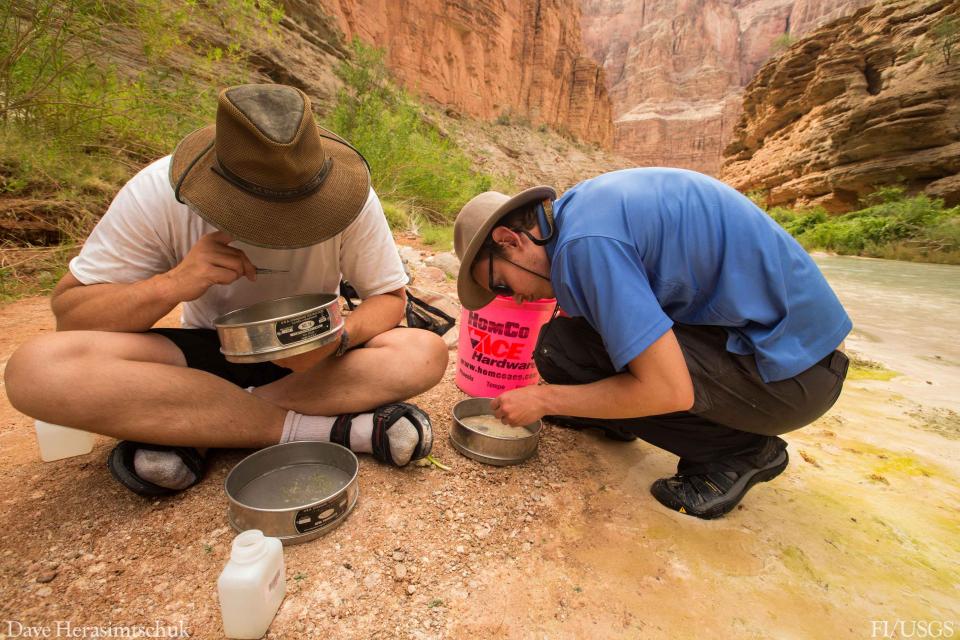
[149,328,293,388]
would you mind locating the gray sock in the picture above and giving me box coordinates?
[280,411,420,466]
[133,449,197,490]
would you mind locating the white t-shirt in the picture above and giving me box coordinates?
[69,156,408,329]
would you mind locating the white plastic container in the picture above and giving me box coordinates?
[34,420,95,462]
[218,529,286,639]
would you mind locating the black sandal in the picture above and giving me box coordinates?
[107,441,206,497]
[650,437,789,519]
[329,402,434,466]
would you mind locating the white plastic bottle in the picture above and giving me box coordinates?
[34,420,95,462]
[218,529,286,639]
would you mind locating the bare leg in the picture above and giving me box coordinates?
[5,327,448,448]
[5,331,286,447]
[252,327,448,414]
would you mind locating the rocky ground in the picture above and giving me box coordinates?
[0,245,957,639]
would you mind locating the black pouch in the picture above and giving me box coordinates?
[405,290,456,336]
[339,281,456,337]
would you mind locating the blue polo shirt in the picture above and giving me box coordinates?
[545,168,851,383]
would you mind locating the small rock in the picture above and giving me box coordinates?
[474,526,491,540]
[36,572,57,584]
[36,586,53,597]
[398,246,424,270]
[342,562,352,570]
[394,564,408,580]
[407,584,417,595]
[417,266,445,283]
[429,252,460,278]
[521,542,532,553]
[444,509,454,520]
[392,551,405,562]
[455,545,466,554]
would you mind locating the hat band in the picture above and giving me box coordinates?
[210,157,334,202]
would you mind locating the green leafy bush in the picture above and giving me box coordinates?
[765,187,960,263]
[0,0,282,299]
[1,0,280,160]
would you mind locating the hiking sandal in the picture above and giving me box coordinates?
[107,441,205,497]
[328,402,434,466]
[650,437,789,519]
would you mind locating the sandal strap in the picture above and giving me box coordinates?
[370,402,434,466]
[329,414,354,449]
[370,404,405,466]
[330,404,434,467]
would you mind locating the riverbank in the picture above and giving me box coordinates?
[0,248,957,638]
[769,189,960,265]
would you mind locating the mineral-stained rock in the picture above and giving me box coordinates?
[720,0,960,211]
[317,0,613,146]
[581,0,873,174]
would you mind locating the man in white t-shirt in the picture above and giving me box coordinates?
[6,84,448,496]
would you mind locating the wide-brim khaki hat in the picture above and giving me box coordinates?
[454,186,556,310]
[169,84,370,249]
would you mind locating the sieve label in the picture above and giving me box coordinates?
[294,495,349,533]
[275,310,332,345]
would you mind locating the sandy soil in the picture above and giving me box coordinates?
[0,254,958,639]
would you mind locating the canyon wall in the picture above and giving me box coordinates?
[581,0,874,173]
[317,0,614,147]
[721,0,960,211]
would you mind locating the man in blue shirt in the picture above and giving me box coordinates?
[453,168,851,519]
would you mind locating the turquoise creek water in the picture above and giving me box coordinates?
[814,254,960,410]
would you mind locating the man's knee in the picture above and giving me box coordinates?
[534,317,615,385]
[401,329,449,388]
[370,328,448,389]
[5,333,83,412]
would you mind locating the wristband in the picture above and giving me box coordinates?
[334,328,351,357]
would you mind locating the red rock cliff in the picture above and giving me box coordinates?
[581,0,873,173]
[318,0,614,147]
[720,0,960,211]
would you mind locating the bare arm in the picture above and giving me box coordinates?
[492,328,695,426]
[52,231,256,332]
[51,271,182,332]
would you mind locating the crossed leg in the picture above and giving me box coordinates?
[5,328,448,448]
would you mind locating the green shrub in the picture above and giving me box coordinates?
[771,33,796,53]
[0,0,283,299]
[1,0,280,161]
[761,186,960,263]
[324,39,494,227]
[419,223,454,250]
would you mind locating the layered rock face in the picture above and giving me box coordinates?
[721,0,960,211]
[581,0,873,173]
[317,0,613,147]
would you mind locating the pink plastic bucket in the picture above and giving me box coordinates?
[456,296,557,397]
